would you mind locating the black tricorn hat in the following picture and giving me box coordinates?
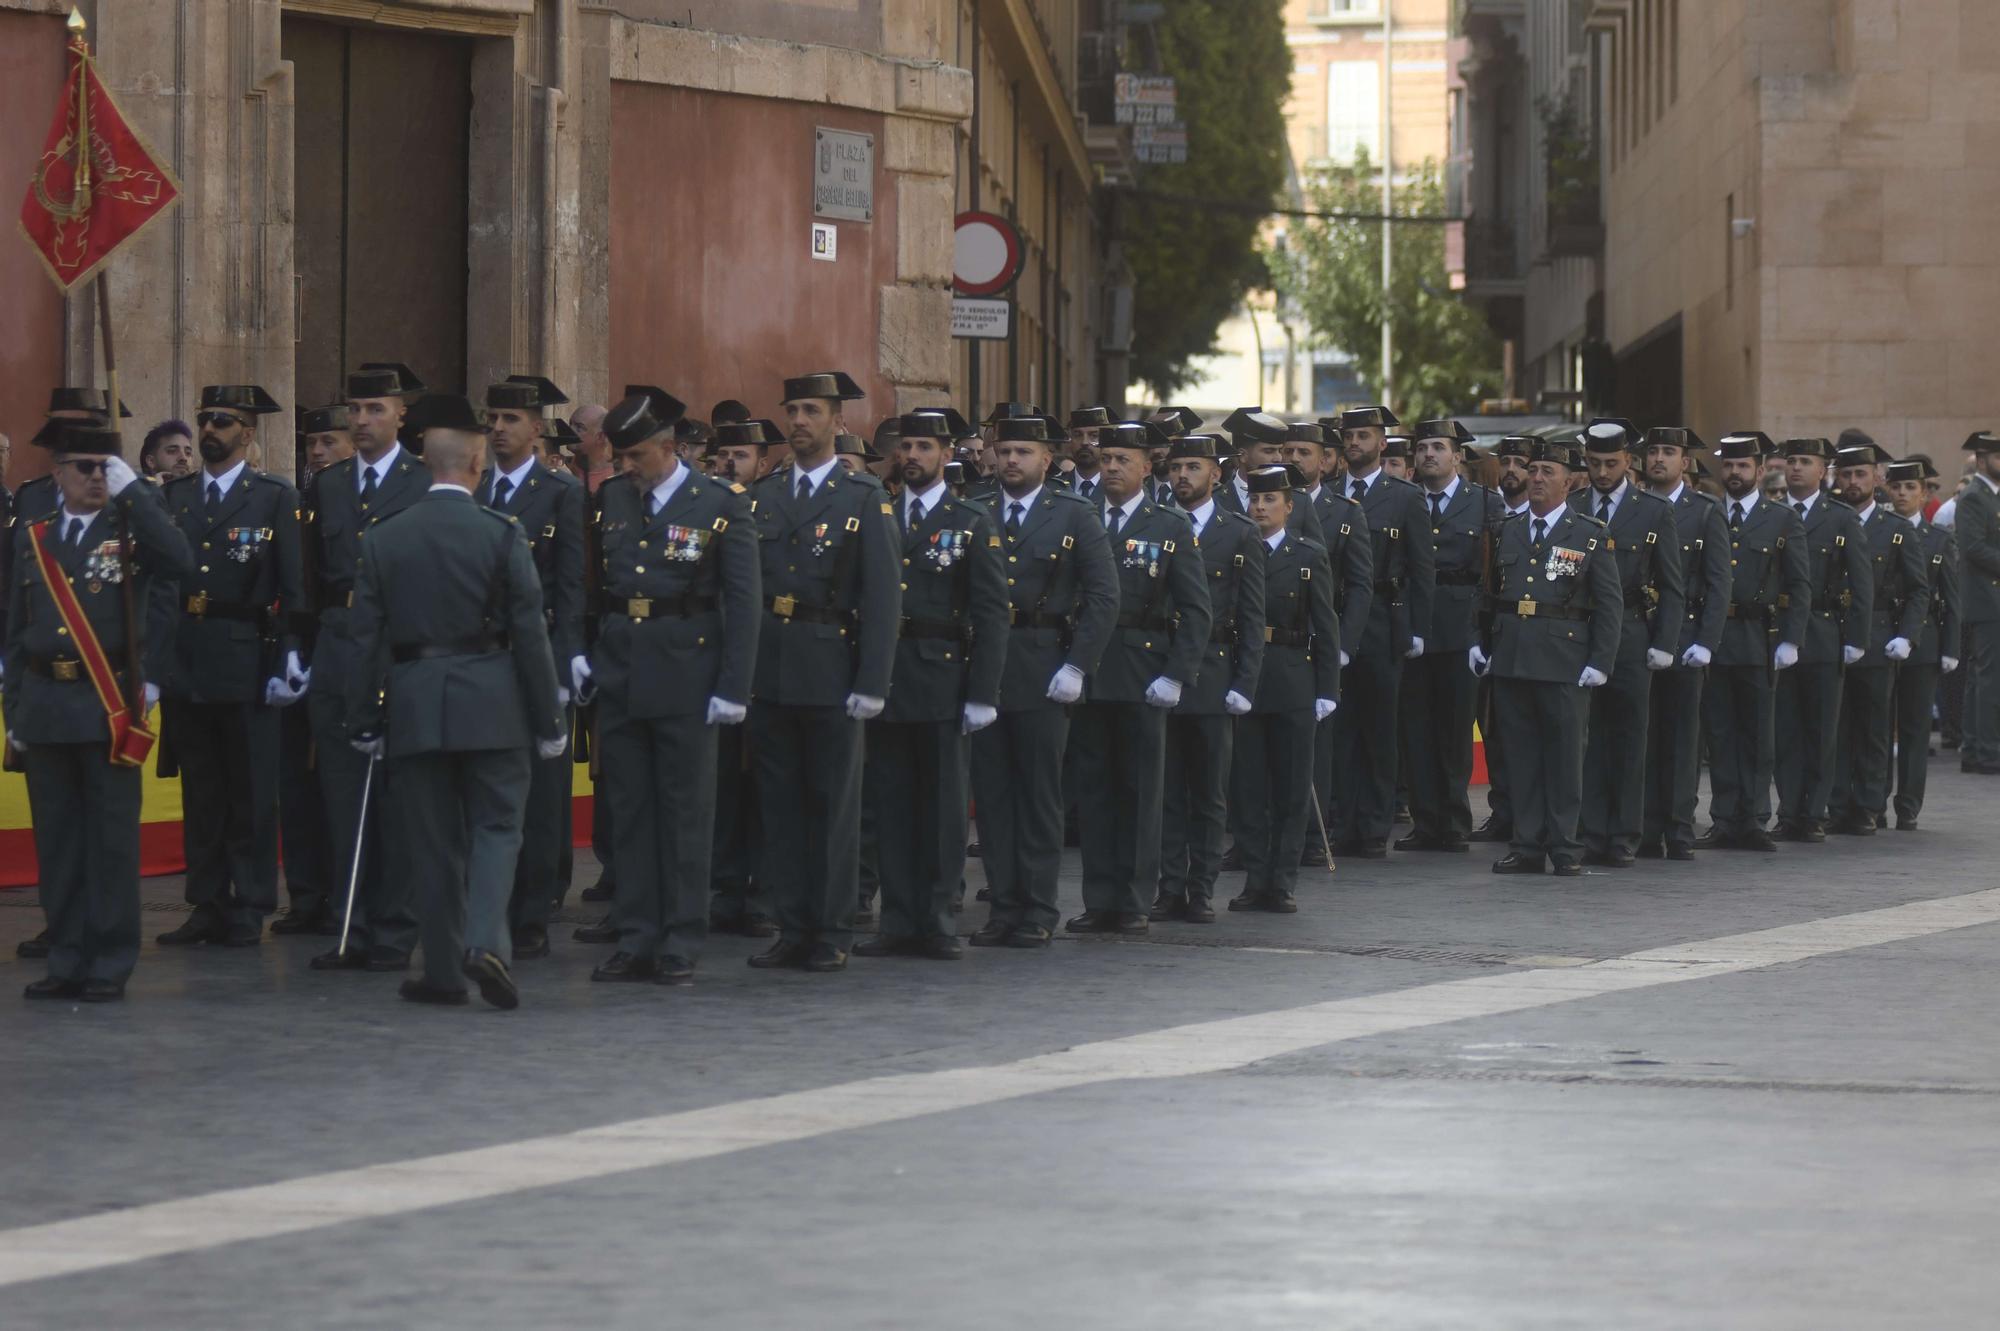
[1715,430,1776,460]
[347,362,425,399]
[405,393,483,434]
[603,391,685,450]
[1781,436,1835,460]
[1101,420,1168,451]
[1582,417,1639,453]
[1285,421,1325,445]
[622,384,689,425]
[873,416,903,452]
[783,370,865,403]
[909,406,974,439]
[1414,418,1475,444]
[1381,433,1415,460]
[1493,435,1538,459]
[1511,438,1577,468]
[1220,408,1288,444]
[545,417,582,450]
[1643,426,1705,452]
[993,417,1050,443]
[713,418,784,448]
[1835,442,1894,468]
[900,412,952,440]
[1165,432,1224,461]
[301,403,352,435]
[1244,463,1305,495]
[675,417,714,446]
[487,375,569,411]
[1148,406,1203,438]
[34,420,122,454]
[983,400,1041,425]
[710,399,751,426]
[1885,459,1932,484]
[200,385,283,416]
[1336,405,1401,430]
[835,432,881,462]
[1964,431,2000,454]
[1068,405,1113,430]
[48,386,130,418]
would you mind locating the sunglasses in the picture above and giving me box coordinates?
[196,411,247,430]
[61,458,108,475]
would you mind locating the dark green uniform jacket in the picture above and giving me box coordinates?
[1088,495,1212,701]
[1715,495,1810,666]
[1252,532,1340,710]
[1852,504,1931,659]
[480,459,586,669]
[1486,508,1621,683]
[1180,503,1266,713]
[160,466,303,702]
[883,488,1011,723]
[1665,485,1732,655]
[1567,483,1686,659]
[1790,495,1872,664]
[991,487,1119,710]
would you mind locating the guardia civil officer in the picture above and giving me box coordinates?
[1568,419,1685,866]
[1067,421,1210,933]
[1956,431,2000,773]
[1472,438,1536,847]
[1699,433,1810,850]
[1400,419,1504,852]
[1637,428,1731,859]
[477,374,584,958]
[853,413,1009,959]
[1772,437,1871,842]
[573,390,759,985]
[344,395,566,1008]
[155,385,306,948]
[1230,465,1338,912]
[8,422,192,1001]
[1154,431,1264,923]
[1472,439,1620,876]
[967,416,1117,948]
[1067,406,1111,505]
[302,362,430,971]
[1886,457,1960,828]
[1328,406,1435,857]
[1828,443,1929,834]
[746,371,901,973]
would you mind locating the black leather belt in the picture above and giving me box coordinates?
[391,633,507,663]
[765,595,849,626]
[1435,569,1482,587]
[1011,610,1071,631]
[1622,590,1658,614]
[621,594,716,620]
[1494,600,1591,621]
[183,593,266,622]
[900,616,966,642]
[1727,603,1773,621]
[28,656,84,682]
[1116,611,1174,631]
[1265,626,1311,648]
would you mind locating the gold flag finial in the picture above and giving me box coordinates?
[66,6,85,31]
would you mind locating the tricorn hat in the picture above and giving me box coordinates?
[1148,406,1203,438]
[1884,459,1931,484]
[835,432,881,462]
[1244,463,1305,495]
[1285,421,1326,445]
[713,418,784,448]
[1068,405,1113,430]
[1166,432,1225,461]
[199,385,283,416]
[783,371,865,403]
[545,417,582,451]
[899,413,952,440]
[487,375,569,411]
[404,393,482,434]
[1781,436,1835,460]
[710,399,751,426]
[1097,421,1160,452]
[34,420,122,454]
[603,390,686,450]
[348,361,426,399]
[1715,431,1776,460]
[1835,442,1894,468]
[1220,408,1288,444]
[993,416,1050,443]
[1493,436,1538,460]
[301,403,352,436]
[1962,431,2000,454]
[1335,405,1401,431]
[1643,426,1705,452]
[1414,418,1475,444]
[47,386,130,418]
[983,400,1041,426]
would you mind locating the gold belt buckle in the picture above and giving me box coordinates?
[772,594,797,619]
[628,598,652,620]
[1264,626,1278,642]
[344,590,355,609]
[186,592,209,617]
[1517,599,1538,617]
[52,660,81,682]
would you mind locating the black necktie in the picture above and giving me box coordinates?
[1794,501,1807,518]
[63,516,83,550]
[1352,477,1367,501]
[906,499,924,532]
[1730,503,1745,531]
[797,475,813,502]
[360,467,378,507]
[1006,502,1023,538]
[1430,492,1444,523]
[206,480,223,514]
[493,477,514,508]
[1531,517,1547,547]
[643,490,658,519]
[1106,507,1124,540]
[1597,495,1612,524]
[1078,478,1094,501]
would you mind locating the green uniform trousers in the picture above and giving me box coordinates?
[26,742,143,985]
[1232,709,1315,896]
[604,714,717,963]
[865,719,968,942]
[389,747,530,990]
[751,703,862,950]
[1074,701,1167,917]
[1641,667,1705,849]
[1703,665,1775,836]
[1831,665,1896,823]
[972,709,1071,932]
[167,699,280,927]
[1402,653,1479,843]
[1161,713,1232,902]
[1775,662,1843,828]
[1892,664,1940,821]
[1494,678,1586,865]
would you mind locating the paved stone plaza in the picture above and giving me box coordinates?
[2,763,1997,1329]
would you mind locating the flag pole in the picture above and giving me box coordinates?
[68,10,119,430]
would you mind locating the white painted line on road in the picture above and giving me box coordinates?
[3,887,1997,1289]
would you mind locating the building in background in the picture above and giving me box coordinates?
[1452,0,2000,450]
[0,0,1135,492]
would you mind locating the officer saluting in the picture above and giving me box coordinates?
[747,371,901,973]
[1473,438,1621,876]
[479,374,584,959]
[8,421,193,1001]
[155,385,306,948]
[344,395,567,1008]
[855,413,1010,960]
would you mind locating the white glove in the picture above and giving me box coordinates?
[1885,637,1912,662]
[262,677,305,707]
[556,687,570,707]
[1313,697,1338,722]
[1224,690,1252,716]
[142,682,160,711]
[1578,666,1608,688]
[537,732,569,760]
[1046,663,1085,704]
[1646,648,1673,671]
[5,731,21,756]
[961,701,998,734]
[706,696,747,726]
[1943,655,1960,674]
[1680,643,1712,669]
[350,734,385,758]
[1143,676,1182,708]
[1339,650,1350,668]
[570,654,593,700]
[1842,645,1866,666]
[1468,646,1490,677]
[104,454,139,496]
[1774,642,1800,671]
[1405,637,1425,659]
[283,650,309,692]
[844,692,886,720]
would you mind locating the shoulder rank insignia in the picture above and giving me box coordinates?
[881,503,894,517]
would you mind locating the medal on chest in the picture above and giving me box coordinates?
[1545,546,1585,580]
[925,528,967,569]
[81,539,131,588]
[661,524,710,562]
[1123,538,1163,577]
[226,527,272,563]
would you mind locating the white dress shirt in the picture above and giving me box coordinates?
[201,459,247,501]
[357,442,404,492]
[903,478,948,526]
[489,455,536,504]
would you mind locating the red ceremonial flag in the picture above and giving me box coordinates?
[18,27,180,292]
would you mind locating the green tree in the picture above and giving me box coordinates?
[1271,149,1501,422]
[1124,0,1289,394]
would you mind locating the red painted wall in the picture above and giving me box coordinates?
[609,83,898,431]
[0,13,70,490]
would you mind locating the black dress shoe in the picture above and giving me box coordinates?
[919,935,964,960]
[1635,841,1665,859]
[854,907,878,929]
[309,946,369,971]
[1738,828,1779,852]
[1694,828,1734,850]
[591,951,658,982]
[75,978,122,1002]
[1665,842,1695,861]
[16,930,50,960]
[1873,811,1889,830]
[399,979,468,1006]
[654,955,696,986]
[1895,815,1918,831]
[365,947,411,972]
[1184,897,1215,924]
[1267,890,1298,914]
[748,940,812,969]
[573,917,619,945]
[23,976,83,1000]
[803,942,848,973]
[1602,850,1635,869]
[1112,913,1149,935]
[1469,817,1512,843]
[511,924,551,959]
[1064,911,1117,934]
[1147,894,1186,922]
[1581,849,1614,867]
[1491,853,1546,875]
[270,909,327,936]
[463,949,520,1010]
[975,886,993,902]
[968,920,1013,947]
[1393,832,1428,852]
[1220,843,1245,871]
[1002,924,1052,948]
[157,909,226,946]
[1550,861,1584,878]
[852,935,917,958]
[223,920,262,947]
[1356,842,1389,859]
[580,880,614,903]
[1831,817,1876,837]
[1227,889,1264,911]
[1300,843,1329,868]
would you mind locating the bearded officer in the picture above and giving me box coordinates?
[1772,437,1871,842]
[154,385,306,948]
[1229,465,1338,912]
[852,414,1008,959]
[302,362,430,971]
[1472,439,1621,876]
[1637,427,1731,860]
[1699,433,1810,850]
[745,371,901,973]
[1568,419,1685,867]
[1828,442,1929,834]
[8,422,192,1001]
[344,396,565,1008]
[1956,431,2000,774]
[1887,457,1960,828]
[1154,431,1263,923]
[1473,437,1535,846]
